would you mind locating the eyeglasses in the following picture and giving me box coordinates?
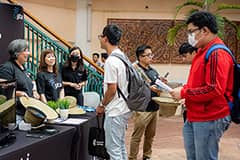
[141,53,154,58]
[187,28,200,35]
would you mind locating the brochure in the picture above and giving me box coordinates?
[155,79,173,92]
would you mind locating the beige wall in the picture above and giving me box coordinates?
[3,0,240,83]
[90,0,240,83]
[16,0,76,42]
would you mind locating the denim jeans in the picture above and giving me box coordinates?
[183,115,231,160]
[104,112,131,160]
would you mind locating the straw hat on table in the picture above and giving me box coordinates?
[58,96,86,115]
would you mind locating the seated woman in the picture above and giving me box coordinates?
[36,49,64,103]
[0,39,39,116]
[62,46,87,105]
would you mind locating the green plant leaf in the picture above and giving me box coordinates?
[168,0,240,47]
[175,0,203,19]
[217,3,240,11]
[207,0,216,5]
[57,99,70,110]
[167,23,186,46]
[215,14,225,39]
[186,9,200,17]
[47,100,58,110]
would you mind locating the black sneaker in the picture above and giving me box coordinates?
[143,157,151,160]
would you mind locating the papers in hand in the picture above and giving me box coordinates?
[155,79,173,92]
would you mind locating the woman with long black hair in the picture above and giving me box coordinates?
[62,46,87,105]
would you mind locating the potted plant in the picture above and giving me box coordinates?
[57,99,70,120]
[47,100,58,111]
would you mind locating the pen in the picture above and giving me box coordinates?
[26,134,44,139]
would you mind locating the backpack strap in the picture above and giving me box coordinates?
[110,53,129,102]
[132,62,151,84]
[205,44,236,109]
[205,44,236,64]
[117,86,127,102]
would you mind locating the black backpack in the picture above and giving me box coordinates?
[205,44,240,124]
[111,53,151,112]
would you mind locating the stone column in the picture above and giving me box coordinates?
[75,0,92,56]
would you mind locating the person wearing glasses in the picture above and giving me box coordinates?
[0,39,39,116]
[170,11,233,160]
[62,46,87,105]
[129,45,162,160]
[96,24,131,160]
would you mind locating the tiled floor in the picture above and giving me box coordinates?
[125,113,240,160]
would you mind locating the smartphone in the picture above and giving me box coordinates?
[164,72,169,78]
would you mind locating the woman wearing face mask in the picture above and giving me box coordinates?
[36,49,64,103]
[62,46,87,105]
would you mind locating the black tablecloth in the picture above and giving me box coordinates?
[52,112,98,160]
[0,125,76,160]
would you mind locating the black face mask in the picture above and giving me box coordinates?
[70,55,79,62]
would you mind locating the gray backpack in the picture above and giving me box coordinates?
[111,53,151,112]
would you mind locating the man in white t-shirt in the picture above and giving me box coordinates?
[96,24,131,160]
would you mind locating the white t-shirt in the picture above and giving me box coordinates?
[104,48,130,116]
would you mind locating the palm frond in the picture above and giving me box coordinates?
[174,0,203,19]
[206,0,216,5]
[217,4,240,11]
[167,23,186,46]
[186,9,200,17]
[215,14,225,39]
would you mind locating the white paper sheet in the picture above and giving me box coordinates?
[54,118,88,125]
[155,79,173,92]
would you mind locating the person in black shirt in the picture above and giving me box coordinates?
[129,45,163,160]
[36,49,64,103]
[0,39,39,115]
[62,46,87,105]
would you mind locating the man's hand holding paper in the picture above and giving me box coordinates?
[155,78,173,92]
[170,86,183,100]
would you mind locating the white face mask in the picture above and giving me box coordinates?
[188,33,198,47]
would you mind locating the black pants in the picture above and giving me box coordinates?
[183,110,187,122]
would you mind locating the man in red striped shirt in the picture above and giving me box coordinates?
[171,11,233,160]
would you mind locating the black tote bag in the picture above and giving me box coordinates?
[88,115,110,159]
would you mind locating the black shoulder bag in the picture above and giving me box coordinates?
[88,115,110,159]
